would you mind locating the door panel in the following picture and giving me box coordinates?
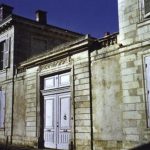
[59,95,71,129]
[44,96,56,148]
[59,73,70,87]
[43,72,71,149]
[44,75,58,90]
[57,94,71,149]
[44,93,71,149]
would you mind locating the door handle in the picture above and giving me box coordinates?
[57,122,59,127]
[47,129,51,132]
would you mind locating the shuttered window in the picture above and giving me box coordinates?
[0,38,10,70]
[3,39,10,68]
[0,91,5,128]
[0,41,4,70]
[144,0,150,18]
[145,56,150,127]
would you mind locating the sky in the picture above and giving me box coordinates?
[0,0,118,38]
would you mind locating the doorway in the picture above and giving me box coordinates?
[42,72,71,149]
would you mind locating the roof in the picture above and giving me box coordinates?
[19,34,94,69]
[0,13,83,39]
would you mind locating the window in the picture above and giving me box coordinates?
[145,56,150,127]
[44,72,70,90]
[144,0,150,18]
[0,41,4,70]
[0,90,5,128]
[0,39,10,70]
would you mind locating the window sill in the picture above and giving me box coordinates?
[138,18,150,28]
[0,69,6,75]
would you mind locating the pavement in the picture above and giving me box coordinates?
[0,143,47,150]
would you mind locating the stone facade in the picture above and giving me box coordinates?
[0,1,150,150]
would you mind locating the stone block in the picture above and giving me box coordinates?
[79,78,89,84]
[123,96,141,103]
[75,108,91,114]
[75,101,90,108]
[75,84,89,91]
[75,89,90,96]
[123,111,142,119]
[75,120,91,126]
[75,72,89,80]
[74,67,89,74]
[121,68,137,76]
[26,121,36,127]
[75,127,91,133]
[126,135,139,142]
[26,131,36,137]
[75,95,90,102]
[76,133,91,140]
[75,114,90,120]
[123,127,139,134]
[122,74,134,82]
[123,103,136,111]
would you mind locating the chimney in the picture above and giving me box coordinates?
[104,32,110,37]
[0,4,13,21]
[36,10,47,24]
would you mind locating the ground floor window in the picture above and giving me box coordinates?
[145,56,150,127]
[0,90,5,128]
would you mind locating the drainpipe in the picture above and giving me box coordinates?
[10,64,15,144]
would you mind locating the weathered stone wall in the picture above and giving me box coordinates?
[90,39,150,150]
[120,44,150,150]
[24,67,39,146]
[117,0,150,149]
[13,73,26,144]
[91,45,123,150]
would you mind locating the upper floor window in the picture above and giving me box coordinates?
[0,90,5,128]
[144,0,150,18]
[0,39,10,70]
[0,41,5,70]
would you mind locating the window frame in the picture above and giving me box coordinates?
[0,41,5,70]
[0,38,10,70]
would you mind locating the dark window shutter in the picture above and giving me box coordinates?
[144,0,150,16]
[145,56,150,127]
[3,38,10,69]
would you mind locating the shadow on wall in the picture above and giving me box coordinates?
[131,143,150,150]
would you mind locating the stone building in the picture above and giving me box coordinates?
[0,0,150,149]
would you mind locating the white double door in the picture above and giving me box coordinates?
[44,92,71,149]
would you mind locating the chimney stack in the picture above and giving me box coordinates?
[104,32,110,37]
[36,10,47,24]
[0,4,13,21]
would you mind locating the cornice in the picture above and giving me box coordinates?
[0,16,13,33]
